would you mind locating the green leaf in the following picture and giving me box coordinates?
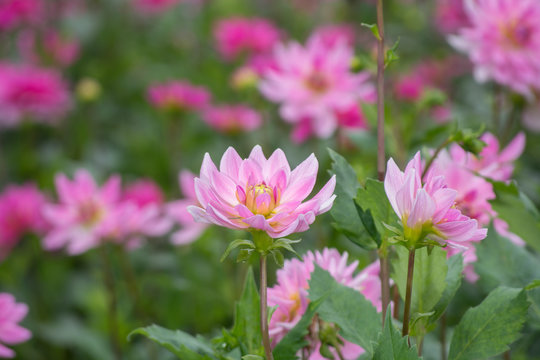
[242,356,263,360]
[128,325,215,359]
[373,310,420,360]
[392,247,448,319]
[273,297,325,360]
[475,225,540,292]
[221,239,255,262]
[328,149,377,250]
[232,268,263,356]
[489,181,540,253]
[384,38,400,68]
[361,23,381,40]
[308,265,381,355]
[427,254,464,328]
[448,287,530,360]
[354,178,398,246]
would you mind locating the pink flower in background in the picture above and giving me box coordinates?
[0,184,47,260]
[133,0,181,14]
[311,24,355,48]
[435,0,470,34]
[214,17,281,61]
[260,35,375,141]
[0,293,31,358]
[0,63,70,127]
[202,105,262,134]
[268,248,382,359]
[0,0,42,31]
[395,73,426,102]
[147,81,211,112]
[122,179,164,208]
[384,152,487,248]
[188,145,336,238]
[43,170,122,255]
[449,0,540,96]
[17,30,80,67]
[167,171,207,245]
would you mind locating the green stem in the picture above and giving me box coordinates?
[260,255,274,360]
[99,245,122,360]
[402,249,416,338]
[379,250,391,325]
[440,313,447,360]
[422,138,452,179]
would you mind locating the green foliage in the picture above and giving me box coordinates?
[392,247,448,323]
[450,125,487,155]
[221,240,256,262]
[448,287,530,360]
[361,23,381,41]
[355,178,397,247]
[231,269,264,357]
[489,181,540,253]
[328,149,378,250]
[308,266,381,355]
[372,311,420,360]
[128,325,216,359]
[273,298,325,360]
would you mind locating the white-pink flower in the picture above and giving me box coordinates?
[449,0,540,96]
[167,171,208,245]
[268,248,382,359]
[188,145,336,238]
[0,293,31,358]
[259,34,375,141]
[384,152,487,248]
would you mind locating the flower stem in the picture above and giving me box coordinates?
[402,249,416,338]
[422,138,452,179]
[379,252,391,325]
[99,244,122,360]
[260,255,274,360]
[440,313,447,360]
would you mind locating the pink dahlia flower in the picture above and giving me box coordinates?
[122,179,164,208]
[202,105,262,134]
[449,0,540,96]
[0,63,70,127]
[0,293,31,358]
[214,17,281,61]
[43,170,122,255]
[0,184,48,260]
[167,171,208,245]
[147,81,211,112]
[259,35,375,141]
[311,24,355,48]
[188,145,336,238]
[385,152,487,248]
[268,248,382,359]
[0,0,42,31]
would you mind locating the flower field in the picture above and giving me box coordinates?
[1,0,540,359]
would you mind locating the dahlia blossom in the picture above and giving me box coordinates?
[43,170,122,255]
[214,17,281,61]
[268,248,382,359]
[449,0,540,96]
[0,184,48,260]
[0,293,31,358]
[122,179,164,208]
[0,63,70,127]
[0,0,42,31]
[188,145,336,238]
[147,81,211,112]
[384,152,487,249]
[259,34,375,141]
[167,171,208,245]
[202,105,262,134]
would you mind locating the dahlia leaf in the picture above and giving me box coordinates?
[273,297,325,360]
[328,149,378,250]
[220,239,255,262]
[373,310,420,360]
[361,23,381,41]
[128,325,215,359]
[308,265,381,355]
[448,287,530,360]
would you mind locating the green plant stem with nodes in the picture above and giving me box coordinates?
[402,249,416,338]
[375,0,391,326]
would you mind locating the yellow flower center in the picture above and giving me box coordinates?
[238,183,281,217]
[305,72,330,94]
[78,200,104,227]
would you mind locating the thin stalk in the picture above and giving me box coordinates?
[422,138,452,179]
[392,284,400,320]
[260,255,274,360]
[402,249,416,337]
[99,245,122,360]
[440,313,447,360]
[375,0,391,326]
[503,351,511,360]
[332,341,345,360]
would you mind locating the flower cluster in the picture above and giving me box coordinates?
[268,248,382,359]
[188,145,336,238]
[449,0,540,96]
[0,293,31,358]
